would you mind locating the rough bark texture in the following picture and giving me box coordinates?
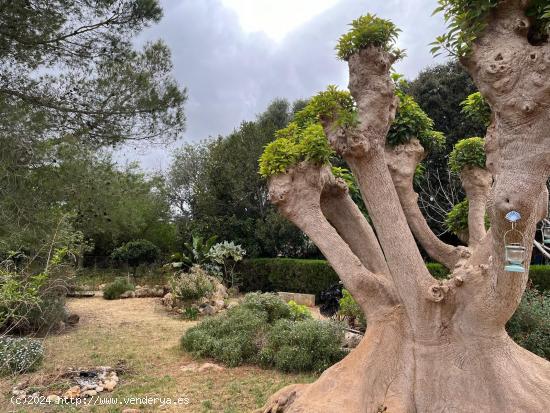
[259,3,550,411]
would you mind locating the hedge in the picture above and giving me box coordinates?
[239,259,550,298]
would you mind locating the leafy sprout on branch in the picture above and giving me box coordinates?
[448,137,486,173]
[336,14,404,61]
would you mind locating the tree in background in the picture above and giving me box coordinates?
[111,239,160,278]
[0,0,184,261]
[167,99,314,257]
[258,7,550,411]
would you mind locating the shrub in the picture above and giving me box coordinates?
[181,292,345,372]
[181,305,268,367]
[288,300,312,321]
[238,258,340,299]
[0,337,44,375]
[530,265,550,292]
[241,292,291,323]
[111,239,160,276]
[259,319,345,373]
[207,241,246,288]
[426,263,449,279]
[445,198,490,237]
[507,288,550,360]
[448,137,486,173]
[103,277,135,300]
[338,289,366,329]
[169,266,215,301]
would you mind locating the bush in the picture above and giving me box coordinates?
[103,277,135,300]
[530,265,550,292]
[111,239,160,276]
[259,319,345,373]
[288,300,312,321]
[338,289,366,329]
[181,293,344,372]
[239,259,340,299]
[507,288,550,360]
[0,337,44,375]
[426,263,449,279]
[169,266,215,301]
[181,305,269,367]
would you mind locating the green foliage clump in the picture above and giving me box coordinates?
[426,263,450,279]
[445,198,490,236]
[507,288,550,360]
[259,121,333,178]
[182,293,344,371]
[448,137,486,173]
[181,305,268,367]
[241,292,291,322]
[103,277,135,300]
[388,88,446,151]
[293,85,356,127]
[338,289,366,329]
[0,337,44,375]
[432,1,550,56]
[287,300,312,321]
[336,14,403,61]
[169,266,215,301]
[111,239,160,275]
[461,92,491,127]
[171,235,218,270]
[259,319,345,372]
[530,265,550,292]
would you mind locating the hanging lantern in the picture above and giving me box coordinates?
[542,219,550,245]
[504,211,525,273]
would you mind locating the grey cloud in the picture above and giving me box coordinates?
[117,0,448,170]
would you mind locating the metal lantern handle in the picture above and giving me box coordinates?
[504,223,525,246]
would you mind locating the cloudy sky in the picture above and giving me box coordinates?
[118,0,448,170]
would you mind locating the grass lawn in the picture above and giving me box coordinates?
[0,297,316,412]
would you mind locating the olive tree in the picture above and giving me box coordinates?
[257,7,550,412]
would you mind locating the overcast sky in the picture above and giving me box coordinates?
[117,0,448,170]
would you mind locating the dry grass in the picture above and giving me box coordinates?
[0,296,316,412]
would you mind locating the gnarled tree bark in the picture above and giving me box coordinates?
[259,2,550,411]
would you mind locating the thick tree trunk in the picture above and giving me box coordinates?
[260,2,550,411]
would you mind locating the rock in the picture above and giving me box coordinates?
[66,313,80,325]
[95,386,104,392]
[103,380,117,391]
[212,299,225,310]
[120,290,135,299]
[12,389,25,396]
[64,386,81,399]
[343,331,363,349]
[199,304,216,316]
[82,390,97,397]
[98,284,106,290]
[122,409,140,413]
[214,283,228,299]
[46,395,61,403]
[198,362,224,372]
[161,292,173,307]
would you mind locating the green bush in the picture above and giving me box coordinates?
[111,239,160,276]
[448,137,486,173]
[238,258,340,299]
[169,266,215,301]
[530,265,550,292]
[181,305,269,367]
[338,289,366,329]
[507,288,550,360]
[288,300,312,321]
[103,277,135,300]
[259,319,345,373]
[426,263,449,279]
[181,293,344,372]
[0,337,44,375]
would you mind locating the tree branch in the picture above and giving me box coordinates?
[460,166,492,249]
[320,175,390,276]
[385,139,470,269]
[268,163,398,315]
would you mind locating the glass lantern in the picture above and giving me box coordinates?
[504,243,526,273]
[542,220,550,245]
